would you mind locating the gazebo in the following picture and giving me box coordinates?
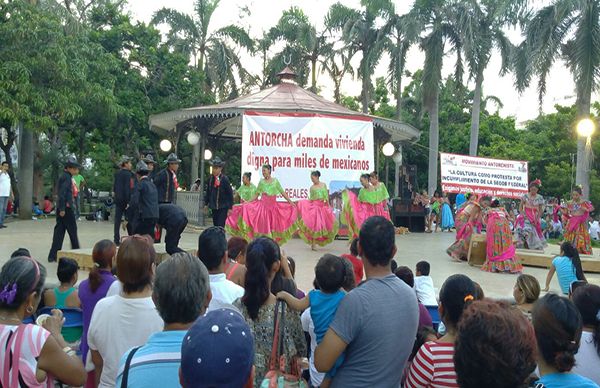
[149,68,419,223]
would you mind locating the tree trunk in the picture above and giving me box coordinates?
[428,91,440,196]
[395,36,404,120]
[361,63,369,114]
[469,71,484,156]
[18,123,33,220]
[311,58,317,92]
[575,89,592,198]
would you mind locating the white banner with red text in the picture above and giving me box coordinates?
[241,111,374,201]
[440,153,529,199]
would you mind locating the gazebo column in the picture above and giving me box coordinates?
[198,130,207,226]
[191,141,200,184]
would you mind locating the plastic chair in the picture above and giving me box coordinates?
[37,307,83,328]
[425,305,440,331]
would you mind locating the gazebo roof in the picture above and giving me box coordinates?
[149,78,420,143]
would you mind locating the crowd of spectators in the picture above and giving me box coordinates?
[1,215,600,387]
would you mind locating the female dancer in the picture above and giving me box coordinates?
[563,186,594,255]
[225,164,298,245]
[297,171,339,249]
[440,192,455,231]
[430,191,442,232]
[446,195,485,261]
[481,199,522,273]
[237,172,257,203]
[368,171,391,220]
[342,174,374,238]
[515,179,547,250]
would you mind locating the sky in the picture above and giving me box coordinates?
[125,0,578,125]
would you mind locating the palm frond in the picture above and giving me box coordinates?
[214,25,254,52]
[151,7,199,40]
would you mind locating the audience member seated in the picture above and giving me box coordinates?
[225,236,248,287]
[405,274,477,388]
[0,256,86,386]
[544,242,587,294]
[341,237,364,284]
[43,257,82,345]
[315,216,419,387]
[10,247,31,259]
[88,235,164,388]
[116,252,211,387]
[43,196,54,214]
[571,284,600,384]
[454,300,536,388]
[533,293,599,387]
[198,226,244,311]
[278,254,348,387]
[414,260,438,306]
[395,266,433,328]
[403,326,438,385]
[513,274,541,320]
[287,257,306,298]
[78,240,117,386]
[233,237,307,387]
[180,308,254,388]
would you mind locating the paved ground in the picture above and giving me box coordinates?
[1,217,598,299]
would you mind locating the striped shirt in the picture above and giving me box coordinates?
[115,331,185,388]
[0,324,52,388]
[405,341,458,388]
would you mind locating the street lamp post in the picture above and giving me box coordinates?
[576,118,595,198]
[382,142,395,190]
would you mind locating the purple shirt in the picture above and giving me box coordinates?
[418,303,433,328]
[78,270,116,363]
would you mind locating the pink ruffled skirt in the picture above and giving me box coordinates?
[225,195,298,244]
[296,199,339,246]
[342,190,391,238]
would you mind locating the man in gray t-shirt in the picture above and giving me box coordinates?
[315,216,419,388]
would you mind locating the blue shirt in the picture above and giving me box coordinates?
[116,331,185,388]
[552,256,579,294]
[309,289,345,343]
[455,193,466,209]
[537,372,599,388]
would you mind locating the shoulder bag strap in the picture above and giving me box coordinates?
[278,301,286,365]
[267,301,281,371]
[120,346,141,388]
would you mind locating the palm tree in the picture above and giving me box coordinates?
[270,7,331,92]
[515,0,600,197]
[379,11,419,120]
[327,0,393,113]
[411,0,463,195]
[454,0,528,156]
[320,51,354,104]
[152,0,254,100]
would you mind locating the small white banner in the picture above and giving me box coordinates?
[440,153,529,199]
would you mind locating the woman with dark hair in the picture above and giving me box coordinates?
[237,172,257,203]
[480,198,522,273]
[342,172,390,238]
[515,179,547,250]
[440,192,454,231]
[368,171,391,220]
[564,185,594,254]
[446,196,487,262]
[224,236,248,287]
[429,191,442,233]
[297,170,339,249]
[226,164,298,244]
[78,240,117,372]
[533,293,598,387]
[544,241,586,294]
[454,300,536,388]
[405,274,476,387]
[233,237,306,386]
[572,284,600,384]
[88,236,163,388]
[0,257,86,387]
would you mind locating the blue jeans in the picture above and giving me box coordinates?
[0,196,8,226]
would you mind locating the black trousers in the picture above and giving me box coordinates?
[165,217,188,254]
[212,208,228,228]
[134,218,157,238]
[114,202,131,243]
[48,207,80,261]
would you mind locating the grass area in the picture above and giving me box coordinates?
[547,238,600,248]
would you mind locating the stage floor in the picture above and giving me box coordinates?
[1,218,598,300]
